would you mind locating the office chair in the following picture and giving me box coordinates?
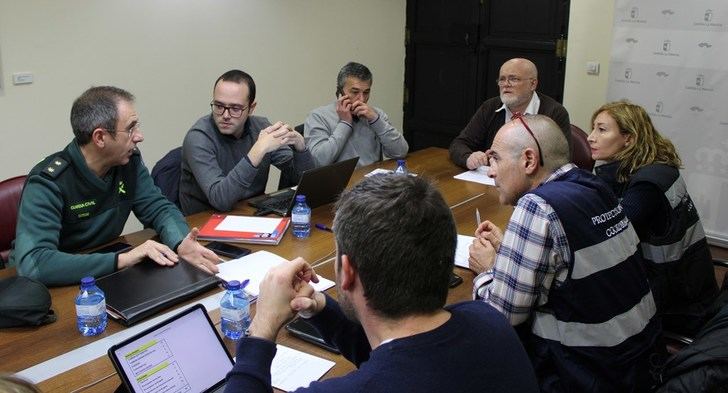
[570,124,595,171]
[294,123,304,135]
[0,175,27,266]
[151,147,182,209]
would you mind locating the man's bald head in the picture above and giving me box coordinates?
[501,58,538,79]
[498,114,569,172]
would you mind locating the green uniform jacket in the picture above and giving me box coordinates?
[10,140,189,286]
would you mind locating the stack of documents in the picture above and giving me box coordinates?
[198,214,290,245]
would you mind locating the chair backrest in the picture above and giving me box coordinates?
[294,123,304,135]
[0,175,27,264]
[151,147,182,208]
[570,124,595,171]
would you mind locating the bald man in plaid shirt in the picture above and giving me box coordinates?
[468,114,659,393]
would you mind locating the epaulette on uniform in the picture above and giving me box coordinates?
[41,157,68,179]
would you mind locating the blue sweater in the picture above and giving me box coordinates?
[225,298,538,392]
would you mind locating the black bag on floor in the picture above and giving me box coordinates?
[0,276,56,328]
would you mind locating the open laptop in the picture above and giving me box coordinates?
[108,304,233,393]
[248,156,359,216]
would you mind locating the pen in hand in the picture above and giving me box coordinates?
[475,208,481,229]
[315,223,333,232]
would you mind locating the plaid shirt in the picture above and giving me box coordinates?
[473,164,576,326]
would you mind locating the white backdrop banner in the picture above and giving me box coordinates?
[608,0,728,246]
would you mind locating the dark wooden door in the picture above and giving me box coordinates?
[404,0,570,150]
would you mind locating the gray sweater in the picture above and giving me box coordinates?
[304,102,408,167]
[179,114,315,215]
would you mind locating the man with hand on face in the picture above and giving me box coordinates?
[180,69,315,215]
[468,114,659,392]
[11,86,220,286]
[304,62,408,167]
[449,58,571,170]
[224,175,538,393]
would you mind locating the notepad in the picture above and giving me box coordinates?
[455,234,476,269]
[198,214,290,245]
[216,251,335,300]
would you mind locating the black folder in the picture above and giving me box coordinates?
[95,258,220,326]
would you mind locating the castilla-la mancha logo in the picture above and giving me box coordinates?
[686,73,714,92]
[705,9,712,22]
[662,40,671,52]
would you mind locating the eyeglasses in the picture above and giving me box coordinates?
[104,122,140,138]
[210,102,248,118]
[496,76,532,86]
[513,115,544,166]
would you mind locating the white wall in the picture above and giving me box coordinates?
[0,0,407,182]
[563,0,616,132]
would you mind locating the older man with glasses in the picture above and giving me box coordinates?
[179,69,315,215]
[449,58,571,169]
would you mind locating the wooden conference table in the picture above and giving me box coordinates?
[0,147,512,392]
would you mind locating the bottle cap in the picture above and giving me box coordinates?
[295,194,306,202]
[81,276,95,286]
[227,280,241,290]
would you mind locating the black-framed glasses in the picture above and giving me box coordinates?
[210,102,248,118]
[513,115,544,166]
[496,76,532,86]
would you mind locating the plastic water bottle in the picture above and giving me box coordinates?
[75,277,107,336]
[220,280,251,340]
[394,159,409,175]
[291,194,311,238]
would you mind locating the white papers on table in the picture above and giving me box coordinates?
[271,345,335,391]
[453,166,495,186]
[364,168,418,177]
[455,234,475,269]
[216,251,335,299]
[215,215,283,233]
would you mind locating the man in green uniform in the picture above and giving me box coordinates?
[10,86,220,286]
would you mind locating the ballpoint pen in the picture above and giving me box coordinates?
[315,223,333,232]
[475,208,481,228]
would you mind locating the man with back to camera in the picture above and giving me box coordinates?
[224,175,539,392]
[179,69,315,215]
[10,86,220,286]
[449,58,572,169]
[304,62,409,167]
[468,114,660,392]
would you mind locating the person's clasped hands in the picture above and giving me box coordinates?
[468,220,504,274]
[248,257,323,341]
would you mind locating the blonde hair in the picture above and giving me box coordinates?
[591,101,681,182]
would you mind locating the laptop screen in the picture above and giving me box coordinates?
[108,304,233,393]
[248,156,359,216]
